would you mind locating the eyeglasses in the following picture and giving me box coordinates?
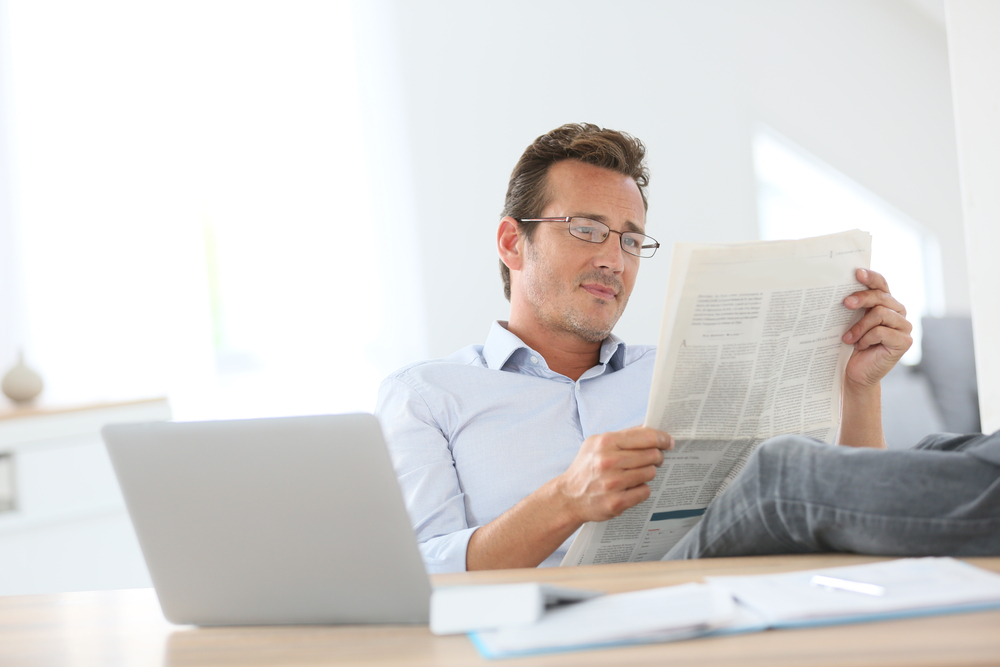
[518,217,660,258]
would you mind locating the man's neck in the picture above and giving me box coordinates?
[503,320,604,382]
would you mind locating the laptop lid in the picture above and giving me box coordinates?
[103,413,431,625]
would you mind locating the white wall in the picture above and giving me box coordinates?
[0,0,23,376]
[0,2,410,416]
[365,0,965,362]
[946,0,1000,432]
[0,1,968,402]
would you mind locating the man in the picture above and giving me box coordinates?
[376,123,999,573]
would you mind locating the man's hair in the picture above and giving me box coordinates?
[499,123,649,301]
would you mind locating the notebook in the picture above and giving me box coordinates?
[103,413,431,626]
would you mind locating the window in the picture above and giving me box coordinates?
[5,1,421,418]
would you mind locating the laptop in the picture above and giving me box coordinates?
[103,413,431,626]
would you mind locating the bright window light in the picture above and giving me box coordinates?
[6,1,410,419]
[754,127,944,364]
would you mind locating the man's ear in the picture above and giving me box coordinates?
[497,216,523,272]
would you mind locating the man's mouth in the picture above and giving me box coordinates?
[581,283,618,300]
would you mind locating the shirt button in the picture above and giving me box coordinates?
[530,356,539,364]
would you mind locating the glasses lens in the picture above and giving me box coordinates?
[622,233,659,258]
[567,218,609,243]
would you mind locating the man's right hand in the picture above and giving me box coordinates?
[466,426,673,570]
[555,427,674,524]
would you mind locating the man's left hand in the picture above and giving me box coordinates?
[841,268,913,389]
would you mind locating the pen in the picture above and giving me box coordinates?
[809,574,886,597]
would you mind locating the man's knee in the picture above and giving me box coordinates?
[750,434,823,496]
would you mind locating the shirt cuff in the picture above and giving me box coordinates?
[419,526,479,573]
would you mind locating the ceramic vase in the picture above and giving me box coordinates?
[2,352,44,403]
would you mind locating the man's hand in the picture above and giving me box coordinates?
[465,426,672,570]
[837,268,912,448]
[555,427,674,524]
[841,268,913,390]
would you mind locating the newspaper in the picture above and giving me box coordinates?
[561,230,872,566]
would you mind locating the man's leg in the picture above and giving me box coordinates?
[664,433,1000,560]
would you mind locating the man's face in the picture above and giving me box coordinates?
[515,159,646,343]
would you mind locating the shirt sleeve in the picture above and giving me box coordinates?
[375,374,477,573]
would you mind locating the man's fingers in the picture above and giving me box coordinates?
[616,446,667,470]
[598,483,653,518]
[617,465,659,490]
[853,323,913,356]
[584,464,657,510]
[844,287,907,319]
[567,427,675,521]
[842,266,910,347]
[620,480,653,504]
[844,289,907,318]
[601,468,657,511]
[609,427,674,452]
[843,304,912,344]
[854,268,890,293]
[845,269,907,317]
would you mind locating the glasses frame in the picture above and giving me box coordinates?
[517,217,660,258]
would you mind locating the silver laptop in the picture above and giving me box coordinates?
[103,413,431,626]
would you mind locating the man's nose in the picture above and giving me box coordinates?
[593,232,626,272]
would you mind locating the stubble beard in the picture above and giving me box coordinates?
[523,245,629,344]
[560,304,622,343]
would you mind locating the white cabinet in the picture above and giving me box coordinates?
[0,399,171,595]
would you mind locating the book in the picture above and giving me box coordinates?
[469,581,737,658]
[468,558,1000,659]
[430,583,601,635]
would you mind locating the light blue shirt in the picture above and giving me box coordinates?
[375,321,657,573]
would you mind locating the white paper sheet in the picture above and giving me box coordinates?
[707,557,1000,626]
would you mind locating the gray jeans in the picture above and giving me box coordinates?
[664,431,1000,559]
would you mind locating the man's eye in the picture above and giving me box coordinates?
[622,236,639,248]
[572,225,596,235]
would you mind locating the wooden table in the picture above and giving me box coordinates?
[2,555,999,666]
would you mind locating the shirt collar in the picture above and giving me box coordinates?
[483,321,531,370]
[599,332,628,371]
[483,321,628,373]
